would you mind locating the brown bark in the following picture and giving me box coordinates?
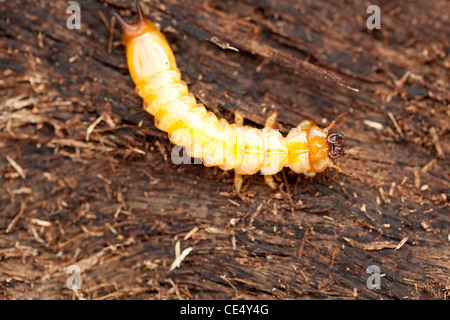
[0,0,448,299]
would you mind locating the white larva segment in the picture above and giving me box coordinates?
[234,127,265,175]
[136,69,182,101]
[286,128,311,173]
[260,129,289,175]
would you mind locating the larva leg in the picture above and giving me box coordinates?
[234,110,244,127]
[323,112,347,134]
[234,174,244,193]
[264,175,277,190]
[263,111,279,190]
[329,162,354,177]
[234,110,244,193]
[297,119,315,131]
[264,111,279,129]
[303,170,316,178]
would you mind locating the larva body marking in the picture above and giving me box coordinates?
[114,3,349,192]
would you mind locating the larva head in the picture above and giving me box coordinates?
[286,121,333,173]
[326,132,345,159]
[293,114,351,175]
[113,1,176,83]
[322,113,352,176]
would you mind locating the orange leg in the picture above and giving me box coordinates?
[303,170,317,178]
[263,111,279,190]
[264,175,277,190]
[265,111,278,129]
[296,119,315,131]
[328,162,354,177]
[323,113,347,134]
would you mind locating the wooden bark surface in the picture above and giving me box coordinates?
[0,0,448,299]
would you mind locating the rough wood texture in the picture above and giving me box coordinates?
[0,0,448,299]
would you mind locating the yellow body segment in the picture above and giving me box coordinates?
[114,4,344,191]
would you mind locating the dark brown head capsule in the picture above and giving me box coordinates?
[326,132,345,160]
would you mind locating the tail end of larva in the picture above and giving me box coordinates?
[113,1,158,42]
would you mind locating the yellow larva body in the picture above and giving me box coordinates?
[114,3,348,191]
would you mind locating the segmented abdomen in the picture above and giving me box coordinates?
[135,68,290,176]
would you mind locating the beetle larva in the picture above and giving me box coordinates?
[113,2,349,192]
